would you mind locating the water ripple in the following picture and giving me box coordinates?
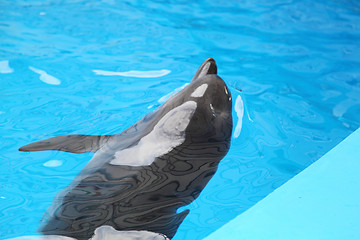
[1,0,360,239]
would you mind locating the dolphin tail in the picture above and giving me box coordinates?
[19,134,113,153]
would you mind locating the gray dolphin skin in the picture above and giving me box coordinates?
[19,58,233,239]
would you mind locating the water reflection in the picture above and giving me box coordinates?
[0,60,14,74]
[29,66,61,85]
[233,95,244,138]
[92,69,171,78]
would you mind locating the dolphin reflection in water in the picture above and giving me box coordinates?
[19,58,233,239]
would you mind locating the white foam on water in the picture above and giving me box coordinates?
[234,95,244,138]
[43,160,63,167]
[92,69,170,78]
[0,60,14,74]
[29,66,61,85]
[191,84,208,97]
[112,101,197,166]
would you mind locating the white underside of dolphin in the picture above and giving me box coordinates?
[7,225,169,240]
[112,101,197,166]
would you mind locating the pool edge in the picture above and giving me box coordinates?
[205,127,360,240]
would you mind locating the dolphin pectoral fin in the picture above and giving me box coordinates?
[19,134,113,153]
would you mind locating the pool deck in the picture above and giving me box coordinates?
[205,127,360,240]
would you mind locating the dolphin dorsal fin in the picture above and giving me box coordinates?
[19,134,113,153]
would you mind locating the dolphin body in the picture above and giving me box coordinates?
[19,58,233,239]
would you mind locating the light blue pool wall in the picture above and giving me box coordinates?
[206,127,360,240]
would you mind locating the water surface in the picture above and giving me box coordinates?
[1,0,360,239]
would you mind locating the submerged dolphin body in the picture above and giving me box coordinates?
[19,58,233,239]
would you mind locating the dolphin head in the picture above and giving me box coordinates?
[187,58,232,147]
[160,58,233,159]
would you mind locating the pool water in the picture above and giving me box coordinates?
[1,0,360,239]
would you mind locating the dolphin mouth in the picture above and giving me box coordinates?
[204,57,217,74]
[204,57,216,67]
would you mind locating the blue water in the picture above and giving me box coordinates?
[1,0,360,239]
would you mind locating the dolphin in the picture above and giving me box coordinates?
[19,58,233,239]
